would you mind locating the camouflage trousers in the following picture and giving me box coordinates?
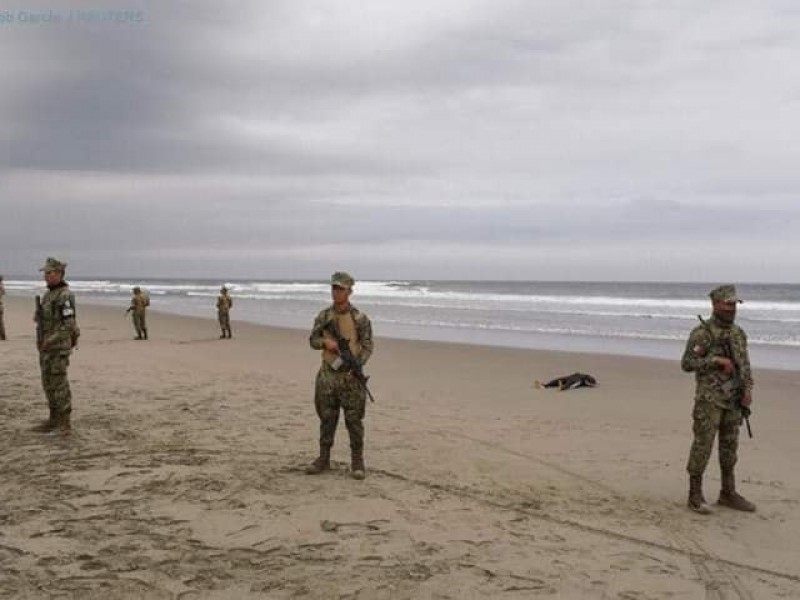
[314,363,366,452]
[0,306,5,340]
[686,401,742,476]
[132,312,147,338]
[39,350,72,415]
[218,312,231,337]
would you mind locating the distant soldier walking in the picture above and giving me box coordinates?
[682,285,755,514]
[33,258,80,434]
[0,275,6,341]
[126,286,149,340]
[216,286,233,339]
[306,272,374,480]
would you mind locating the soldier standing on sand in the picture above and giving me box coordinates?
[33,258,80,434]
[126,286,149,340]
[306,272,374,480]
[0,275,6,341]
[216,286,233,339]
[681,284,756,514]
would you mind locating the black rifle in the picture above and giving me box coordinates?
[698,315,752,438]
[324,321,375,403]
[35,295,44,348]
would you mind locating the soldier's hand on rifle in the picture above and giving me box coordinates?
[322,338,339,353]
[714,356,735,375]
[741,390,752,407]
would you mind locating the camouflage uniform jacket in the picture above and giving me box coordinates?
[309,304,373,366]
[130,294,148,315]
[38,282,80,352]
[681,315,753,410]
[216,294,233,314]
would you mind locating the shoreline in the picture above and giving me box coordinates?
[5,295,798,372]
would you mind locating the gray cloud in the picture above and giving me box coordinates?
[1,0,798,281]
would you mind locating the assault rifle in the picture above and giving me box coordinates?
[324,320,375,403]
[35,295,44,349]
[698,315,752,438]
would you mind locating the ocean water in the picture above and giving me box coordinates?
[5,279,799,370]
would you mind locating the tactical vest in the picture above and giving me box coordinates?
[321,309,362,364]
[40,283,78,351]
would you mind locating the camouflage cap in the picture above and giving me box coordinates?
[39,257,67,272]
[220,285,228,292]
[709,284,743,303]
[133,286,141,293]
[331,271,355,289]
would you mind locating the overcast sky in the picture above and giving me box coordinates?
[1,1,798,282]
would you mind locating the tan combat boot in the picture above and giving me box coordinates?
[688,474,712,514]
[32,408,57,433]
[305,446,331,475]
[350,450,365,481]
[718,469,756,512]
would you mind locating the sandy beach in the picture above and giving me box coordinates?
[1,295,799,599]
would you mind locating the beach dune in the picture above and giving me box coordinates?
[1,296,799,598]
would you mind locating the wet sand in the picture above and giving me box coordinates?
[1,296,799,598]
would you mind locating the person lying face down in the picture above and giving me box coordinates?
[535,372,597,391]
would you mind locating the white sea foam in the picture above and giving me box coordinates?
[4,278,799,357]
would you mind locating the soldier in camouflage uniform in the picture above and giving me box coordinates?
[126,286,149,340]
[306,272,374,480]
[216,286,233,339]
[0,275,6,341]
[681,284,755,514]
[34,258,80,434]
